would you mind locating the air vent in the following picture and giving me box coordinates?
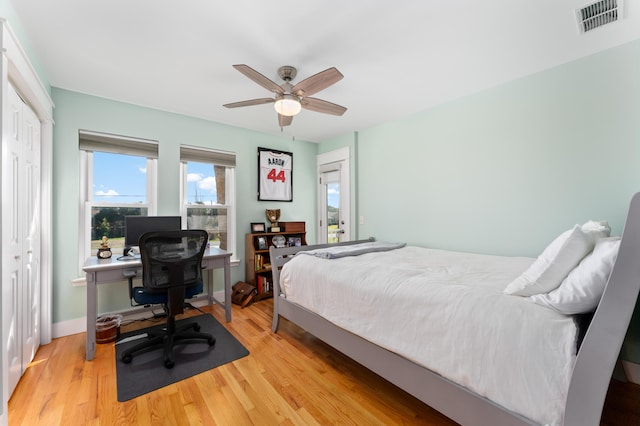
[576,0,623,33]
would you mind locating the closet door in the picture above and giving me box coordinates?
[6,83,24,395]
[21,95,41,370]
[4,83,41,396]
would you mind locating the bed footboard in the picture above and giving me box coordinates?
[269,238,373,332]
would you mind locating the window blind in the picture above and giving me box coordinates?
[79,130,159,158]
[180,144,236,167]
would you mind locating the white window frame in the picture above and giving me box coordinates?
[77,132,158,276]
[180,145,237,262]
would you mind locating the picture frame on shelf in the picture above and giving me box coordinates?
[287,236,302,247]
[257,236,267,250]
[251,222,266,233]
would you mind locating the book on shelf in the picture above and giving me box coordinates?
[255,254,264,271]
[256,275,272,295]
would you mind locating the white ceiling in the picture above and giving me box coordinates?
[9,0,640,143]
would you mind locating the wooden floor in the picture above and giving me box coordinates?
[8,299,640,425]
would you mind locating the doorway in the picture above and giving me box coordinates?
[317,148,350,244]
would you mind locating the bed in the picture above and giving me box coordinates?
[269,193,640,426]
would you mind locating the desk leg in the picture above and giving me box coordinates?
[224,258,231,322]
[86,272,97,361]
[206,268,214,306]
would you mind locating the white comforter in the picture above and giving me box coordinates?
[280,245,578,426]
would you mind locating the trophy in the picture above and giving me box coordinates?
[97,236,112,259]
[266,209,281,232]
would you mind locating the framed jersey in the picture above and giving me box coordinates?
[258,147,293,201]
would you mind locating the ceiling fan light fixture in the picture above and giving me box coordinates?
[226,64,346,127]
[274,94,301,116]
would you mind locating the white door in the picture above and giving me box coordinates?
[4,83,41,396]
[21,96,41,372]
[6,83,24,395]
[317,148,350,244]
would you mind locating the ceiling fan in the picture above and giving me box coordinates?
[223,64,347,128]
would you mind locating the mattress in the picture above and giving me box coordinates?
[280,245,578,426]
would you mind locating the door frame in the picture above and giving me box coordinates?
[316,147,350,244]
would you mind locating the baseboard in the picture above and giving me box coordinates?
[622,360,640,385]
[52,316,86,338]
[51,290,226,339]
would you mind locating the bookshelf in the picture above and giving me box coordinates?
[245,221,306,301]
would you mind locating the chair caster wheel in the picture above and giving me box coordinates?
[208,337,216,346]
[193,323,201,332]
[164,360,174,369]
[122,354,132,364]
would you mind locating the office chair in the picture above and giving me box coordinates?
[121,229,215,368]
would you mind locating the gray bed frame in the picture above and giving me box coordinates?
[269,193,640,425]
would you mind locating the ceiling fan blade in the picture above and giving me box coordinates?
[223,98,274,108]
[301,97,347,116]
[292,67,343,97]
[233,64,283,94]
[278,114,293,127]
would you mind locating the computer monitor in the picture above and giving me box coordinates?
[124,215,182,248]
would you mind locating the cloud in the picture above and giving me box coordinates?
[139,167,147,174]
[187,173,203,182]
[328,188,339,195]
[95,189,119,197]
[198,176,216,192]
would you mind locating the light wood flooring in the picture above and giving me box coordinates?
[8,299,639,425]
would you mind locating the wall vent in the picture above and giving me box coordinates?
[576,0,623,33]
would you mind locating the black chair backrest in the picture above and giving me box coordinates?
[139,230,208,290]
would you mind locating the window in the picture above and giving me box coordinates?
[180,145,236,257]
[79,131,158,267]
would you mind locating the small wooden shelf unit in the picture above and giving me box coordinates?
[245,221,306,301]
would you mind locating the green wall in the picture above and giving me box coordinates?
[357,41,639,256]
[52,88,317,323]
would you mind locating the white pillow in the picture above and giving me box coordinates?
[531,237,620,314]
[503,225,594,297]
[581,220,611,242]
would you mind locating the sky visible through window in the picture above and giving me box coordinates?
[327,184,339,209]
[186,161,218,205]
[93,153,217,204]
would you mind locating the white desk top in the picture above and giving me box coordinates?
[83,246,232,273]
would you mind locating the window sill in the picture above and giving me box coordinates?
[72,277,87,287]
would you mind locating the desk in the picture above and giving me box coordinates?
[83,247,232,361]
